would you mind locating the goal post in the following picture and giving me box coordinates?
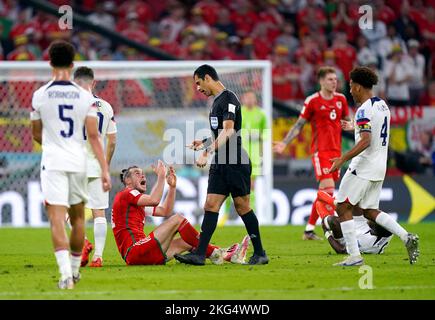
[0,60,273,227]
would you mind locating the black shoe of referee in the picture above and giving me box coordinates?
[174,252,206,266]
[248,251,269,265]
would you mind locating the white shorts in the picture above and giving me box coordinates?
[86,177,109,210]
[41,170,88,208]
[336,170,383,209]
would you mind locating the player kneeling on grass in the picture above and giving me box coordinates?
[111,161,250,265]
[317,200,393,255]
[316,190,418,262]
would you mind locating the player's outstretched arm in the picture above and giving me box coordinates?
[86,116,111,192]
[273,117,306,154]
[154,166,177,217]
[137,160,166,207]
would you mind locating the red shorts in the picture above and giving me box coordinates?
[311,151,341,182]
[125,232,166,265]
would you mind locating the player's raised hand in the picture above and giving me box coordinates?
[166,166,177,188]
[196,150,209,168]
[101,170,112,192]
[341,120,354,131]
[186,140,205,151]
[151,160,166,177]
[328,157,344,173]
[272,141,287,154]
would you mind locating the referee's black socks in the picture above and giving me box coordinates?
[241,210,265,256]
[195,211,219,256]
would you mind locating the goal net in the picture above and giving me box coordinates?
[0,60,273,227]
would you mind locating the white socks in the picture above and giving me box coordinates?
[93,217,107,258]
[340,219,360,257]
[55,250,72,281]
[305,223,315,232]
[70,252,82,276]
[375,211,408,243]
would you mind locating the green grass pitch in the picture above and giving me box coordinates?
[0,224,434,300]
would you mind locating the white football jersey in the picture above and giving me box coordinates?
[30,80,97,172]
[354,215,392,254]
[85,96,117,178]
[349,97,390,181]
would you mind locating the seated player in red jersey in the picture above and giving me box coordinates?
[111,161,249,265]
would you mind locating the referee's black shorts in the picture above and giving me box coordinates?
[207,162,252,198]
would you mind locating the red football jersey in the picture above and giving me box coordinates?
[300,92,349,154]
[111,187,156,259]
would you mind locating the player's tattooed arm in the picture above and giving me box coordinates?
[282,117,306,145]
[272,117,306,154]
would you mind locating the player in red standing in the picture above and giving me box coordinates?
[111,161,249,265]
[273,66,350,240]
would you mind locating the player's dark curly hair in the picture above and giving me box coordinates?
[350,66,378,89]
[194,64,219,81]
[48,40,75,68]
[74,66,94,80]
[120,166,139,185]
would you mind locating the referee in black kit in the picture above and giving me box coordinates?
[174,64,268,266]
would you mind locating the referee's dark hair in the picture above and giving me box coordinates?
[120,166,139,185]
[48,40,75,68]
[74,66,94,81]
[194,64,219,81]
[350,66,378,89]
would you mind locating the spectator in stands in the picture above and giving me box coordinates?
[329,0,360,43]
[407,39,426,106]
[7,35,36,60]
[274,22,299,62]
[193,0,223,26]
[356,34,378,67]
[120,12,148,44]
[230,0,259,38]
[87,2,115,30]
[187,7,211,38]
[272,45,303,103]
[296,0,327,37]
[257,0,284,42]
[296,54,316,97]
[393,1,421,42]
[378,25,408,66]
[73,32,98,60]
[330,32,356,83]
[250,22,273,60]
[213,8,236,37]
[158,2,186,43]
[375,0,397,25]
[365,56,386,100]
[361,10,387,53]
[384,45,414,106]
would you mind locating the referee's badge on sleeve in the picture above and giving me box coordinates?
[210,116,218,129]
[228,103,236,113]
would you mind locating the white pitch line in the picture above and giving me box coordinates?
[1,285,435,297]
